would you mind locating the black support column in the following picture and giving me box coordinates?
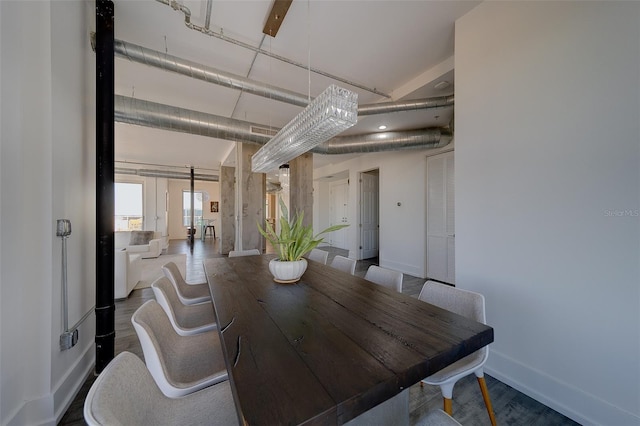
[189,166,195,246]
[95,0,115,374]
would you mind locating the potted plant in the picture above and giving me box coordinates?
[258,197,348,283]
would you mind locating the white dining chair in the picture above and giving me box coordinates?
[418,280,496,426]
[306,248,329,264]
[162,261,211,305]
[330,255,357,275]
[83,351,238,426]
[364,265,403,293]
[131,300,228,398]
[228,249,261,257]
[151,276,217,336]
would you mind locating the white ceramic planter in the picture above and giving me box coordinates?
[269,258,308,284]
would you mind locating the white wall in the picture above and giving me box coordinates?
[1,1,96,424]
[314,144,452,277]
[455,2,640,425]
[313,176,346,248]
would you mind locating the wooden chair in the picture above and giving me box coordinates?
[418,280,496,426]
[83,352,238,426]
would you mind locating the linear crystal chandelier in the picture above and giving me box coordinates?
[251,84,358,173]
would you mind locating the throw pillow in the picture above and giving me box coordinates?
[129,231,155,246]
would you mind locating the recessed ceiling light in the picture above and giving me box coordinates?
[378,125,387,130]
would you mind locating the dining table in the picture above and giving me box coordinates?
[204,255,493,426]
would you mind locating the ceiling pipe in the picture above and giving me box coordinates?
[204,0,212,30]
[358,96,453,116]
[115,39,309,108]
[115,167,219,181]
[115,95,452,154]
[113,39,454,113]
[154,0,390,98]
[313,129,451,154]
[115,95,270,144]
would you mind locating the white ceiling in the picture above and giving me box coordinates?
[113,0,478,177]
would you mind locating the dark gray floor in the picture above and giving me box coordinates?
[59,239,579,425]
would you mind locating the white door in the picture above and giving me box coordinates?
[427,152,455,284]
[360,170,379,259]
[329,181,349,249]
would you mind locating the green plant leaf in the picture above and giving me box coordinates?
[259,195,350,261]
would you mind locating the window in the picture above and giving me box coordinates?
[183,190,203,226]
[115,182,143,231]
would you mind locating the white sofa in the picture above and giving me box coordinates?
[115,231,163,259]
[115,249,141,299]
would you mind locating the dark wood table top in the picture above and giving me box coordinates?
[204,255,493,426]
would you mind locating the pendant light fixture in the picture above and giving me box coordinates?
[251,0,358,173]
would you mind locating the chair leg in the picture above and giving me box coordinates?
[477,376,497,426]
[443,397,453,415]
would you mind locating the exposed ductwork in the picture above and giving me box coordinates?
[115,95,452,154]
[114,166,219,182]
[115,95,271,144]
[357,97,454,116]
[153,0,390,98]
[312,129,452,154]
[113,38,454,113]
[115,39,310,108]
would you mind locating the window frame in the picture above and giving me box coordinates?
[115,181,144,231]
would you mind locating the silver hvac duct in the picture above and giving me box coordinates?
[113,39,454,113]
[115,95,270,144]
[115,39,310,108]
[314,129,451,154]
[153,0,390,98]
[115,166,219,182]
[358,96,454,116]
[115,95,452,154]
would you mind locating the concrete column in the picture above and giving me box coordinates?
[289,152,313,227]
[219,166,235,255]
[239,144,265,251]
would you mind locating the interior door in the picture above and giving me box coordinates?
[360,170,379,259]
[427,152,455,284]
[329,180,349,249]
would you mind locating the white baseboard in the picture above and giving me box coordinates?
[3,394,54,426]
[53,342,95,424]
[486,349,640,426]
[4,342,95,426]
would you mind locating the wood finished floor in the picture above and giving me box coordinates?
[59,238,579,425]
